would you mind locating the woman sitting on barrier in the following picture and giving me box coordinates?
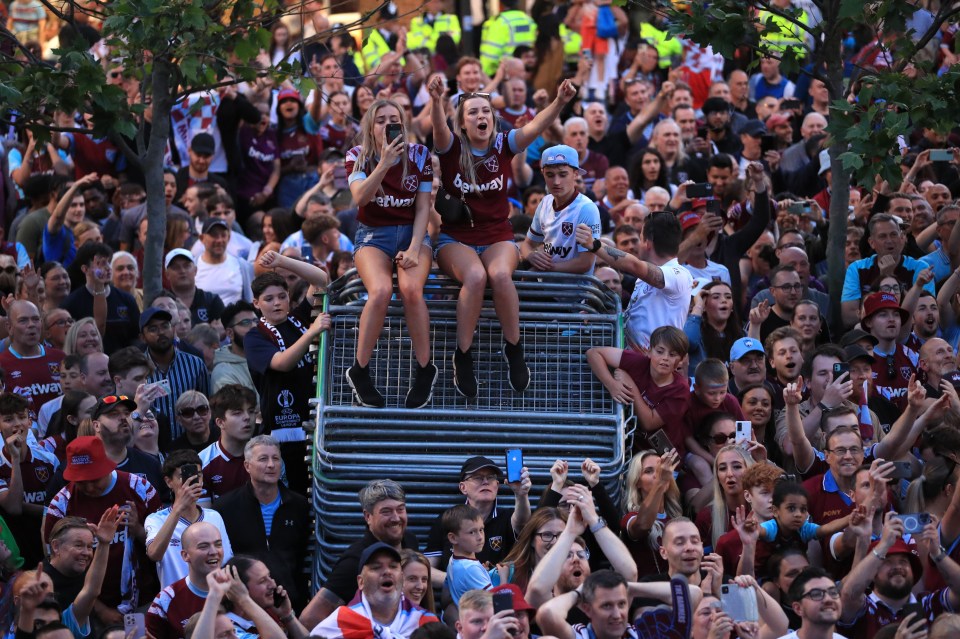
[427,74,578,399]
[344,98,437,411]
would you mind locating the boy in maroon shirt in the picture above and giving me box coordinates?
[586,326,690,453]
[684,359,746,487]
[199,384,257,502]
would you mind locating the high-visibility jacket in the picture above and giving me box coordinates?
[407,13,462,51]
[639,22,683,68]
[362,29,396,73]
[559,24,582,64]
[758,9,808,58]
[479,10,537,76]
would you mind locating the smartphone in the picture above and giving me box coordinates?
[156,378,172,397]
[833,362,850,377]
[894,513,932,534]
[735,421,752,448]
[448,78,458,93]
[273,588,285,608]
[386,123,402,143]
[648,429,673,455]
[891,461,913,480]
[720,584,758,623]
[761,134,778,154]
[686,183,713,198]
[333,165,349,191]
[300,244,314,263]
[930,149,953,162]
[180,464,198,483]
[787,201,812,215]
[901,602,926,625]
[506,449,523,483]
[124,612,145,638]
[492,590,514,615]
[781,98,801,111]
[706,199,722,215]
[582,49,592,61]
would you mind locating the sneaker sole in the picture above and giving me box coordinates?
[502,345,531,393]
[406,366,439,409]
[344,369,386,408]
[452,352,478,399]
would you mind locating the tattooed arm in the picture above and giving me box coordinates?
[576,224,665,289]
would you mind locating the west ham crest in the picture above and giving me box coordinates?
[35,466,49,483]
[403,175,419,192]
[483,156,499,173]
[197,308,209,322]
[488,536,503,551]
[561,222,573,236]
[900,366,913,381]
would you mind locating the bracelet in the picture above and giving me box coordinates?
[91,288,107,297]
[281,612,295,623]
[572,590,582,602]
[872,549,887,561]
[932,546,948,564]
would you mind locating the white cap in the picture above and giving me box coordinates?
[164,248,195,269]
[818,149,831,176]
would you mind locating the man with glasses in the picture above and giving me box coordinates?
[860,292,917,411]
[838,513,960,639]
[211,301,259,396]
[782,567,845,639]
[140,307,209,439]
[749,264,803,343]
[728,337,766,395]
[426,455,532,571]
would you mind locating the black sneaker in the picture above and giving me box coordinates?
[345,363,386,408]
[405,362,438,409]
[452,347,478,398]
[503,340,530,392]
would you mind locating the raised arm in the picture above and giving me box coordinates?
[259,250,329,288]
[349,134,406,207]
[873,377,927,460]
[74,506,121,628]
[628,451,680,537]
[527,508,583,607]
[227,566,288,639]
[840,512,903,623]
[783,378,815,472]
[534,590,578,639]
[49,173,99,236]
[428,75,453,153]
[513,80,578,152]
[575,224,665,288]
[574,485,638,580]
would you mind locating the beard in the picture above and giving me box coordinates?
[875,576,912,600]
[0,273,16,295]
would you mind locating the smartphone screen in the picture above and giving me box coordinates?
[333,165,349,191]
[505,449,523,484]
[386,123,402,143]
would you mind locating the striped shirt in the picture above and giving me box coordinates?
[144,348,210,440]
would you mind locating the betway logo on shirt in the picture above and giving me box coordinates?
[454,174,503,193]
[11,382,60,399]
[376,194,415,208]
[543,243,572,258]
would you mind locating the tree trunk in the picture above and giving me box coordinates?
[142,58,175,304]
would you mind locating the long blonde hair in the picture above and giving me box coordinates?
[453,93,495,193]
[624,450,682,516]
[350,99,409,192]
[710,445,754,549]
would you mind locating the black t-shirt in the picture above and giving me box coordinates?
[44,560,84,610]
[245,300,315,435]
[190,288,225,325]
[61,286,141,355]
[118,447,169,503]
[425,503,516,570]
[322,528,420,604]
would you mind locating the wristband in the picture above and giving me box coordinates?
[932,546,948,563]
[872,549,887,561]
[590,239,601,253]
[588,518,607,533]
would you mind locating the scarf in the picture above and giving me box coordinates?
[257,315,308,367]
[311,593,438,639]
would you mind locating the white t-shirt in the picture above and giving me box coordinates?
[526,192,601,271]
[625,257,693,350]
[145,507,234,589]
[196,255,244,306]
[684,260,732,289]
[36,395,63,437]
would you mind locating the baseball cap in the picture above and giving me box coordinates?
[277,88,303,104]
[164,248,195,269]
[868,538,922,583]
[202,217,229,235]
[839,328,879,348]
[379,1,398,20]
[679,211,701,233]
[460,456,502,481]
[64,436,117,482]
[861,292,910,323]
[190,132,215,156]
[491,584,534,612]
[321,147,345,163]
[357,542,402,575]
[818,149,831,176]
[140,307,173,331]
[540,145,587,174]
[91,394,138,420]
[701,97,730,115]
[766,113,791,128]
[730,337,764,362]
[843,344,875,364]
[740,119,767,137]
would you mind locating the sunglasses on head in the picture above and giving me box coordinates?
[178,405,209,418]
[457,92,491,107]
[100,394,130,405]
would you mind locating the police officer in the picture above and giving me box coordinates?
[479,0,537,77]
[407,0,462,52]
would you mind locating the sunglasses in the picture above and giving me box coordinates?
[178,405,210,418]
[100,394,130,405]
[0,266,17,275]
[710,432,736,445]
[457,92,491,106]
[230,318,258,328]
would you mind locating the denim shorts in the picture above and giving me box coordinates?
[434,232,520,258]
[354,223,431,258]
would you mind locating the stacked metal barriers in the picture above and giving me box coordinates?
[309,270,628,589]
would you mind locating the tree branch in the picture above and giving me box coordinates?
[752,0,819,39]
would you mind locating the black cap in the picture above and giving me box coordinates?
[459,456,502,481]
[140,307,173,330]
[701,97,731,115]
[190,132,215,156]
[91,394,137,420]
[844,344,875,364]
[202,217,229,234]
[840,328,879,348]
[357,542,402,574]
[321,147,345,163]
[739,119,767,137]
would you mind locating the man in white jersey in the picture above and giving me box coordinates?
[576,211,692,350]
[520,144,601,274]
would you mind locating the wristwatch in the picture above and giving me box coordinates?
[589,517,607,533]
[131,410,144,423]
[932,546,948,563]
[590,239,602,253]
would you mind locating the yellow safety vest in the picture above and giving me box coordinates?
[407,13,462,52]
[639,22,683,69]
[559,24,582,65]
[758,9,808,58]
[362,29,392,74]
[479,10,537,76]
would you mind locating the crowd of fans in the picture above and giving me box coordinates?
[3,0,960,637]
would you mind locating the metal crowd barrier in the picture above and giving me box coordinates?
[308,270,626,590]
